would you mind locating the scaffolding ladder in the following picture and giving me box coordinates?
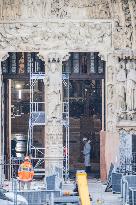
[28,61,46,176]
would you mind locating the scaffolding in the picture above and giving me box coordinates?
[28,56,70,179]
[4,53,70,181]
[62,72,70,180]
[27,56,46,176]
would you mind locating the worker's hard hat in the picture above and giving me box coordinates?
[83,137,87,141]
[24,156,30,161]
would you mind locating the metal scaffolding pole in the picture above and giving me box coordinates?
[62,72,70,180]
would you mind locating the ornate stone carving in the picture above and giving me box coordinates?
[46,67,61,119]
[117,111,127,121]
[122,0,133,48]
[0,52,9,61]
[107,103,114,120]
[107,101,116,132]
[0,0,112,20]
[107,121,115,133]
[0,0,135,50]
[116,60,126,112]
[126,60,136,111]
[0,21,112,51]
[113,0,136,49]
[0,52,9,74]
[107,84,114,101]
[40,52,70,178]
[107,66,114,83]
[119,129,132,171]
[115,58,136,122]
[114,50,136,60]
[127,111,135,121]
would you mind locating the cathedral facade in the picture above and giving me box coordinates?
[0,0,136,179]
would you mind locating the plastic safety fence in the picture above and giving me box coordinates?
[111,172,123,193]
[129,188,136,205]
[121,175,136,205]
[17,190,60,205]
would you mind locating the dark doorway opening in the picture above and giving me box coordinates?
[63,52,105,177]
[2,52,45,179]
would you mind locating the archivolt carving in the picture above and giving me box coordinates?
[0,0,136,49]
[126,60,136,111]
[0,0,111,20]
[107,103,114,119]
[107,65,114,83]
[0,21,112,51]
[116,60,126,112]
[107,121,116,133]
[107,84,114,101]
[112,1,136,49]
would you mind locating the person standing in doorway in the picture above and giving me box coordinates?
[18,156,34,190]
[82,138,91,174]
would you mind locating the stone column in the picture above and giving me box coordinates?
[0,52,9,186]
[39,51,70,179]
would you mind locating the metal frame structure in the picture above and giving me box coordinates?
[28,60,70,179]
[7,53,70,180]
[27,58,46,176]
[62,72,70,180]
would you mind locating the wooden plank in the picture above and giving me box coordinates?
[76,171,91,205]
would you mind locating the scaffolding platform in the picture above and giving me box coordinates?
[30,72,45,80]
[31,112,46,125]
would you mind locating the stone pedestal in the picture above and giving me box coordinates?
[100,130,107,181]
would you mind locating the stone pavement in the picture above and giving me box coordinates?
[63,178,122,205]
[88,179,122,205]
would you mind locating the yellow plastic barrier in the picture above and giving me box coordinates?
[76,171,91,205]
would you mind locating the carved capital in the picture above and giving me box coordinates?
[98,52,107,61]
[0,52,9,62]
[114,49,136,60]
[0,52,9,75]
[38,51,70,63]
[37,52,46,62]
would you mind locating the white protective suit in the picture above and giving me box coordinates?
[83,141,91,167]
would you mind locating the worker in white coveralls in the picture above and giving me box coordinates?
[82,138,91,174]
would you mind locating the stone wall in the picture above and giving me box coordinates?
[0,0,135,49]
